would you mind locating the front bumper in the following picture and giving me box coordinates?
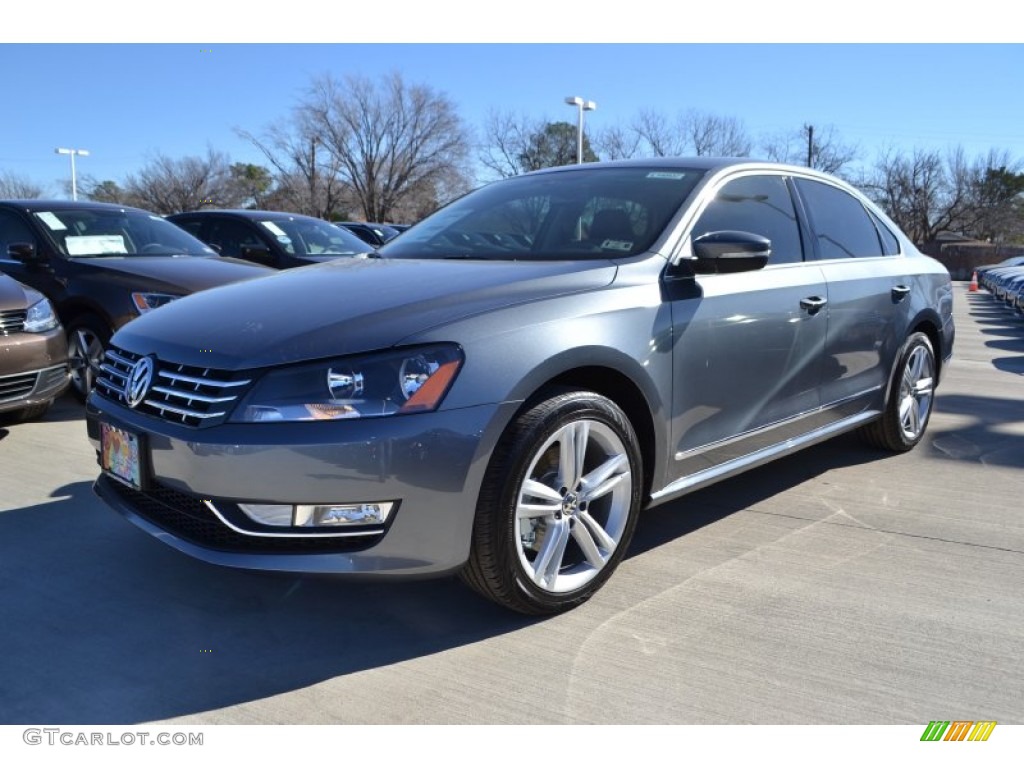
[0,327,69,413]
[86,395,516,577]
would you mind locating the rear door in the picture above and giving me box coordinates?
[792,177,911,420]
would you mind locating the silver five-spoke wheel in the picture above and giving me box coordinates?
[860,332,936,452]
[462,390,642,615]
[515,419,632,594]
[898,343,934,441]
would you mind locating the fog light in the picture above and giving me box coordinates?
[237,503,294,526]
[294,502,394,527]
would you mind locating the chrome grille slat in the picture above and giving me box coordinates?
[0,310,27,334]
[100,363,129,380]
[142,399,228,420]
[150,385,237,404]
[95,345,252,428]
[158,370,251,388]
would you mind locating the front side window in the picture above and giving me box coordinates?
[0,210,37,254]
[690,174,804,265]
[381,167,704,261]
[795,179,885,259]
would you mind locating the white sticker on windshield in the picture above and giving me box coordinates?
[35,212,68,230]
[260,221,287,237]
[601,239,634,251]
[646,172,687,180]
[66,235,128,256]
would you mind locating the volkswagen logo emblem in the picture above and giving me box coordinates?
[125,356,155,409]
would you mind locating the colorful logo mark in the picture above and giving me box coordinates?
[920,721,996,742]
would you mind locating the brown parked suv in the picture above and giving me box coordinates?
[0,272,69,423]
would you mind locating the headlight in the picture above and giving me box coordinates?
[231,344,464,423]
[23,297,59,333]
[131,292,180,314]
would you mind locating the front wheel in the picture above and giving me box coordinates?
[461,391,642,615]
[860,332,936,452]
[67,315,111,402]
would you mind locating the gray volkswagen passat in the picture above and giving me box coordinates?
[85,159,954,615]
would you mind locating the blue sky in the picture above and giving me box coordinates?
[2,7,1022,195]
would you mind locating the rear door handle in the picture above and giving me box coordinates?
[800,296,828,314]
[892,284,911,301]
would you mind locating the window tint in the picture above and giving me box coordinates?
[0,210,36,254]
[869,210,901,256]
[691,174,803,264]
[205,219,267,259]
[795,179,884,259]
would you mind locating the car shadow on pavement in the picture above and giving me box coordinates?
[629,432,889,558]
[0,433,896,726]
[0,481,537,725]
[928,393,1024,470]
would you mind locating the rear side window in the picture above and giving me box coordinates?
[795,178,885,259]
[691,174,803,264]
[869,210,901,255]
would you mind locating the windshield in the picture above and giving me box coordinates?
[33,209,216,258]
[380,166,705,261]
[259,217,370,257]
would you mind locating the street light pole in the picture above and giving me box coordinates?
[55,147,90,200]
[564,96,597,164]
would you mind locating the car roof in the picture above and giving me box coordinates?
[0,199,154,214]
[524,156,829,179]
[168,210,324,222]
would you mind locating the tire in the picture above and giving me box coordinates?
[461,391,642,615]
[67,315,111,402]
[859,332,936,452]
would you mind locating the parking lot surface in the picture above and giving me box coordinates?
[1,282,1021,724]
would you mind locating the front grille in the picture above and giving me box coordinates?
[96,346,252,427]
[0,309,27,334]
[102,477,380,554]
[0,371,36,402]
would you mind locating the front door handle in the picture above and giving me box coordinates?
[892,284,911,301]
[800,296,828,314]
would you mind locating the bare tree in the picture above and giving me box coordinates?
[683,112,752,157]
[122,149,240,214]
[303,72,471,222]
[761,124,857,175]
[593,123,642,161]
[856,146,1010,244]
[632,109,687,157]
[237,115,347,217]
[479,110,540,178]
[596,110,751,160]
[479,112,598,179]
[0,171,44,198]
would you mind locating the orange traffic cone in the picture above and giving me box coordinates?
[969,271,979,292]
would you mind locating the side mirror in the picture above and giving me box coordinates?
[240,244,275,265]
[7,242,43,264]
[691,230,771,274]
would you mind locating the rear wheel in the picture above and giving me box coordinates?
[67,315,111,402]
[461,391,642,615]
[860,332,935,452]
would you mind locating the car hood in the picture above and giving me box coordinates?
[113,257,618,369]
[0,272,50,312]
[75,255,274,293]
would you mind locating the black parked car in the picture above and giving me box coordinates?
[335,221,400,247]
[168,210,372,269]
[0,200,273,400]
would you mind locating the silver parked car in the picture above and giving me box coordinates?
[85,159,954,615]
